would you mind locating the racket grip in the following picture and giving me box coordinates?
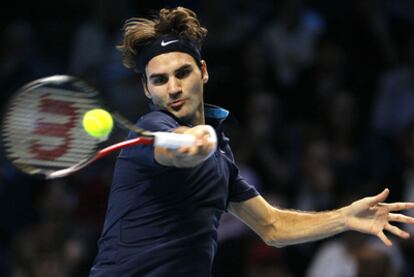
[153,132,196,149]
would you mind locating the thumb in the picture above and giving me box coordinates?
[369,188,389,206]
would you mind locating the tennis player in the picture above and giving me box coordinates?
[89,7,414,276]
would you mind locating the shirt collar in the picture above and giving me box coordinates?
[204,104,229,127]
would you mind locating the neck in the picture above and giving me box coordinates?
[181,101,204,126]
[189,101,205,126]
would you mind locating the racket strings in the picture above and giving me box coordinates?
[2,82,102,175]
[2,75,151,178]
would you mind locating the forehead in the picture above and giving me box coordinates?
[145,52,197,75]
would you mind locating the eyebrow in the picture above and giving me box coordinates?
[148,64,193,81]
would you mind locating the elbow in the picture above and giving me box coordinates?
[261,226,288,248]
[263,237,287,248]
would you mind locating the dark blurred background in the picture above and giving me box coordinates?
[1,0,414,276]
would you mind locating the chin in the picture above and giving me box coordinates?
[169,104,199,125]
[168,108,185,118]
[176,111,195,125]
[177,113,192,123]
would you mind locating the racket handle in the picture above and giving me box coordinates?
[153,132,196,149]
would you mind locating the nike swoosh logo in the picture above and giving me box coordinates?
[161,39,179,47]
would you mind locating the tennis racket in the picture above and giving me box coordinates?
[1,75,197,179]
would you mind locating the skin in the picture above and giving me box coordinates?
[142,51,414,247]
[229,189,414,247]
[144,52,208,126]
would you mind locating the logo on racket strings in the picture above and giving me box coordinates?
[30,94,77,160]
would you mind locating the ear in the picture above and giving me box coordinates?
[201,60,209,84]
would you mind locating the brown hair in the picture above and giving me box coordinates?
[117,7,208,71]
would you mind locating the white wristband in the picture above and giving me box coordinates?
[153,125,217,159]
[153,132,195,149]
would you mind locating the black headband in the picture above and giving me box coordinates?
[136,35,202,74]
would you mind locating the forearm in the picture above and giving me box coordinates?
[265,208,349,247]
[229,196,349,248]
[231,191,414,249]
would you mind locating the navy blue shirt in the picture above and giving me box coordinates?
[90,105,258,276]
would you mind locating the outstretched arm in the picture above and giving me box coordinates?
[229,189,414,247]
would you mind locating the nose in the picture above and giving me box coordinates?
[167,77,181,97]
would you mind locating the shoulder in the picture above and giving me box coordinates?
[136,111,180,132]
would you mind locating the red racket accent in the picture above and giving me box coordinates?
[46,136,155,179]
[96,136,154,158]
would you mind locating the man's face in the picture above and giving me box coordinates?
[144,52,208,125]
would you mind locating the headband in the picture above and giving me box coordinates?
[136,35,202,74]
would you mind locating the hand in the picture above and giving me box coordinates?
[161,125,216,167]
[343,188,414,246]
[177,125,217,157]
[154,125,217,167]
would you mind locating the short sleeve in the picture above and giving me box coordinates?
[228,172,259,203]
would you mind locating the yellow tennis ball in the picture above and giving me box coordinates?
[82,109,113,138]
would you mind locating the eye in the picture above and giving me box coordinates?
[152,76,168,86]
[176,67,191,79]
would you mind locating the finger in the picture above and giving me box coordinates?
[192,126,212,138]
[199,142,212,155]
[369,188,389,206]
[380,202,414,212]
[187,145,201,156]
[384,223,411,239]
[176,146,190,154]
[205,135,216,147]
[388,213,414,224]
[193,132,213,148]
[195,137,204,147]
[377,231,392,247]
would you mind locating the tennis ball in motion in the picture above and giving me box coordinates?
[82,109,113,138]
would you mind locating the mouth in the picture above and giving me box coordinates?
[169,99,186,111]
